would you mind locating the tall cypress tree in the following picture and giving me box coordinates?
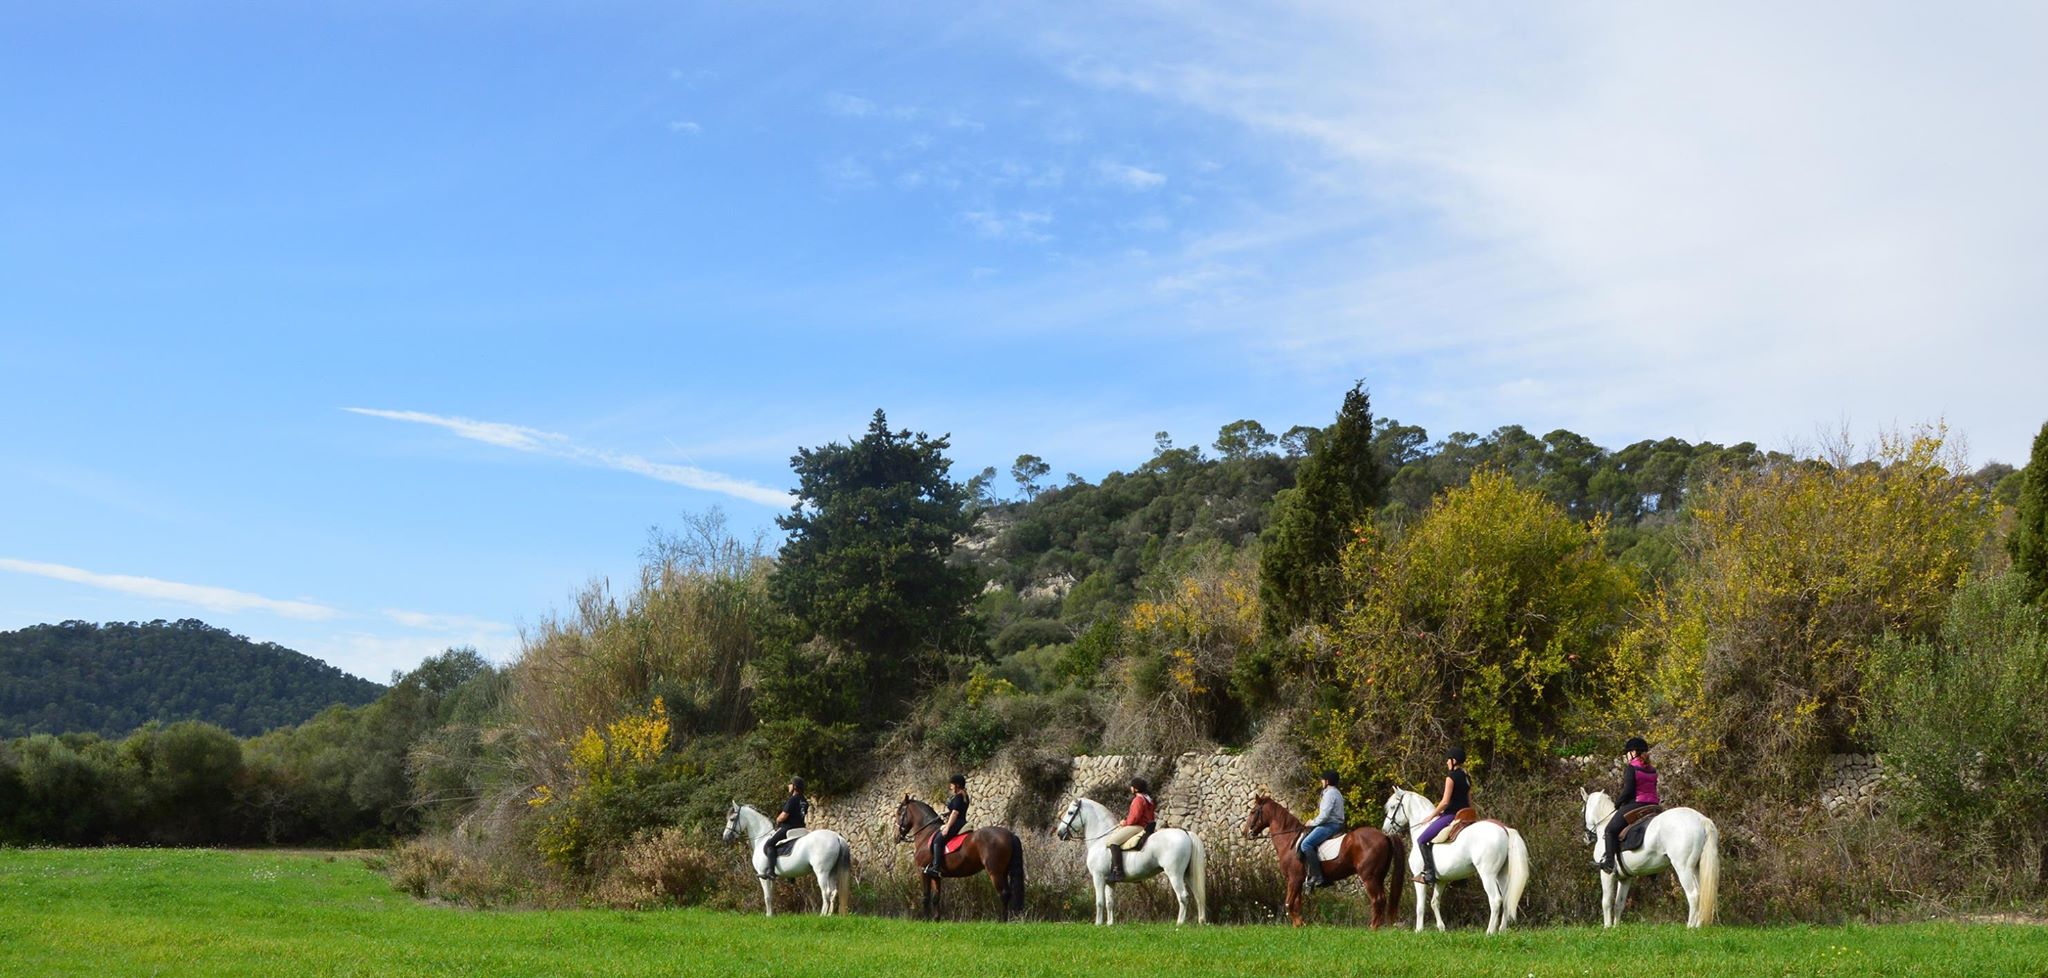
[1259,382,1385,639]
[2011,421,2048,604]
[768,409,983,717]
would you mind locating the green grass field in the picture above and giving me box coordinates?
[2,848,2044,977]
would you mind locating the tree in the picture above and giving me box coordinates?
[2011,422,2048,604]
[1259,381,1384,639]
[769,410,984,719]
[1011,454,1051,500]
[1319,469,1637,777]
[1213,420,1277,461]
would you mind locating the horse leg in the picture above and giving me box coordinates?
[1672,854,1703,928]
[759,876,775,917]
[1361,860,1385,929]
[1600,871,1617,928]
[992,866,1010,924]
[1412,879,1428,932]
[1614,878,1632,926]
[1430,882,1446,932]
[1092,871,1107,926]
[1104,875,1118,926]
[1478,861,1505,934]
[1168,864,1191,926]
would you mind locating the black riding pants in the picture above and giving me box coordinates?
[1605,802,1649,860]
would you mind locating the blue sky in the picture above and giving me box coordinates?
[5,2,2045,681]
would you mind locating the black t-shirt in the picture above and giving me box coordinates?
[781,794,807,828]
[1446,769,1471,812]
[943,794,968,832]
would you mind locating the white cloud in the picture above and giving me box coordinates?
[824,92,877,117]
[962,209,1053,243]
[0,557,340,621]
[347,407,790,507]
[382,609,514,634]
[667,120,702,135]
[1098,160,1166,190]
[1022,2,2048,460]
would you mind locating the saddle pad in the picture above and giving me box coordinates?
[1620,811,1658,853]
[768,827,810,856]
[1437,817,1502,846]
[1316,836,1344,862]
[945,832,972,854]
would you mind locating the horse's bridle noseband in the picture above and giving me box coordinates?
[1055,801,1079,840]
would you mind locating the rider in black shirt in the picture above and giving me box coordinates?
[760,776,808,880]
[928,774,969,879]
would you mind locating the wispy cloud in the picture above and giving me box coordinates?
[346,407,790,507]
[382,609,514,634]
[823,92,878,118]
[1098,160,1166,190]
[961,209,1053,243]
[667,120,702,135]
[0,557,340,620]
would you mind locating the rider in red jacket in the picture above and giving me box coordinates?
[1103,777,1156,882]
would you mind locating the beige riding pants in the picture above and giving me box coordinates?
[1103,825,1145,850]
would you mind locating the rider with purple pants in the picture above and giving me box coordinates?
[1416,747,1471,884]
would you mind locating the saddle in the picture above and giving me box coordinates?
[944,831,973,855]
[1618,805,1663,854]
[1430,808,1485,845]
[1118,822,1158,851]
[768,827,810,858]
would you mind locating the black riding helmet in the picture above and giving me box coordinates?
[1624,736,1650,755]
[789,775,806,792]
[1321,769,1341,787]
[949,773,967,789]
[1129,776,1150,794]
[1445,746,1467,765]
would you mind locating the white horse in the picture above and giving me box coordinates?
[1579,789,1720,927]
[1053,797,1208,925]
[721,802,853,916]
[1382,788,1530,934]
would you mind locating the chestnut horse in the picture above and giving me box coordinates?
[894,796,1026,921]
[1244,794,1401,927]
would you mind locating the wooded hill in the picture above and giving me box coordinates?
[0,619,384,738]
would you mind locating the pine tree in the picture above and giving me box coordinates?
[2011,421,2048,604]
[768,410,983,718]
[1259,382,1385,639]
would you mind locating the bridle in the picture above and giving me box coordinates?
[895,803,943,843]
[1055,800,1080,841]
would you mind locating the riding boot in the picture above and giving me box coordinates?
[1415,842,1438,884]
[1302,851,1325,890]
[1108,847,1125,883]
[924,838,944,879]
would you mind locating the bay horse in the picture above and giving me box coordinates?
[1054,796,1207,925]
[1243,794,1402,928]
[894,796,1026,921]
[1382,787,1530,933]
[722,802,853,916]
[1579,789,1719,927]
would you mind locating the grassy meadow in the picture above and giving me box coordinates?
[2,848,2045,977]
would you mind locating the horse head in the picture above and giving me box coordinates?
[1381,789,1409,836]
[894,794,926,843]
[722,800,741,842]
[1244,794,1274,839]
[1055,798,1083,841]
[1580,788,1612,846]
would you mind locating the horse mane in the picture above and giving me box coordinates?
[1255,794,1305,831]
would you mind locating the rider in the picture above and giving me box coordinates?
[1599,736,1660,874]
[1298,770,1345,890]
[1414,747,1471,885]
[760,776,808,880]
[927,774,969,879]
[1101,776,1156,882]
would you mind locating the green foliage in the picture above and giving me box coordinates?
[1053,617,1124,688]
[0,619,384,738]
[1640,428,1994,796]
[1260,381,1383,638]
[1871,574,2048,854]
[770,410,983,720]
[1324,469,1638,777]
[2010,421,2048,603]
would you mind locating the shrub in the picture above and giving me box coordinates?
[593,827,744,909]
[1322,469,1638,780]
[1642,427,1993,798]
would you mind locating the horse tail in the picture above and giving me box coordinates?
[1006,832,1027,914]
[835,840,854,915]
[1697,817,1720,926]
[1382,831,1404,922]
[1188,832,1209,924]
[1504,827,1530,926]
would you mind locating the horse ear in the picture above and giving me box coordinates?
[903,793,912,803]
[1578,787,1588,800]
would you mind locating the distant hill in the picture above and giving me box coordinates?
[0,619,385,738]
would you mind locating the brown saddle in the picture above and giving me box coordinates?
[1431,808,1483,844]
[1622,804,1663,827]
